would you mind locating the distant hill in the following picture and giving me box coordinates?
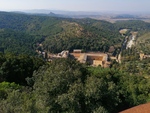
[18,10,103,18]
[0,11,150,54]
[22,9,102,15]
[112,14,138,19]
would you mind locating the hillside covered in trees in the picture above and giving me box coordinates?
[0,11,122,54]
[1,12,150,54]
[0,11,150,112]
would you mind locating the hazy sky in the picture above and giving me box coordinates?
[0,0,150,12]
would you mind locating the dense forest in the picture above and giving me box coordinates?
[0,11,150,112]
[0,59,150,113]
[1,11,150,54]
[0,11,120,53]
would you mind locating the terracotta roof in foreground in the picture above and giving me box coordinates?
[120,102,150,113]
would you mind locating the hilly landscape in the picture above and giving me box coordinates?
[0,11,150,113]
[0,11,122,54]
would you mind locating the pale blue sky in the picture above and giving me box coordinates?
[0,0,150,12]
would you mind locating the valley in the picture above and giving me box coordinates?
[0,11,150,113]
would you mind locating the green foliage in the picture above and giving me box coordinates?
[0,89,37,113]
[43,19,122,53]
[93,106,108,113]
[33,59,87,112]
[136,32,150,54]
[0,82,36,113]
[0,29,37,55]
[0,81,21,90]
[115,46,150,76]
[114,20,150,32]
[86,67,122,112]
[0,59,149,112]
[0,54,45,85]
[120,75,150,105]
[0,81,21,101]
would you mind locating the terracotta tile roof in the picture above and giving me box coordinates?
[120,102,150,113]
